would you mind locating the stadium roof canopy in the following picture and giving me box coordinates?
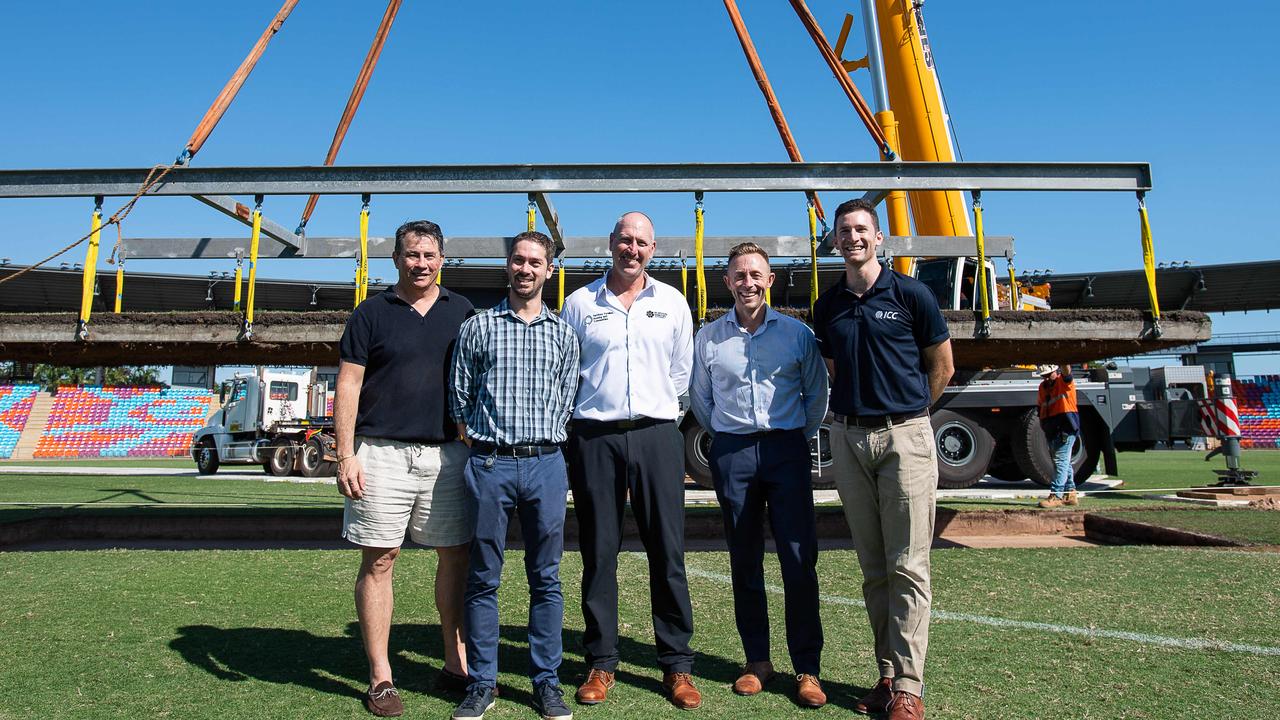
[1030,259,1280,313]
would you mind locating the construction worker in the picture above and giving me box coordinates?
[1036,364,1081,508]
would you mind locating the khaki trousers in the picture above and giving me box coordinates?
[830,415,936,696]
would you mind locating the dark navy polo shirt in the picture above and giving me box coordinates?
[813,265,950,416]
[339,287,474,443]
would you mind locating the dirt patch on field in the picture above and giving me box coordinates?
[1249,497,1280,511]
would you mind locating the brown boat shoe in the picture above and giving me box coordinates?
[854,677,893,715]
[732,661,775,696]
[663,672,702,710]
[575,668,615,705]
[365,681,404,717]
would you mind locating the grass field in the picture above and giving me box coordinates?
[1096,507,1280,546]
[2,546,1278,720]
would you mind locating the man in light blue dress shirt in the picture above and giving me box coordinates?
[689,242,829,708]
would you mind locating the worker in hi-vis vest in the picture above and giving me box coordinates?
[1036,364,1081,508]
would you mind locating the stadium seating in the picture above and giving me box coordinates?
[33,386,212,458]
[0,385,39,459]
[1234,375,1280,449]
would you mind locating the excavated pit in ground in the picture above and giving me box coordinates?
[0,309,1210,368]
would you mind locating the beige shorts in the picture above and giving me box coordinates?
[342,436,472,548]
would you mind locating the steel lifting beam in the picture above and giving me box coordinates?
[192,194,303,250]
[0,162,1153,198]
[120,234,1016,260]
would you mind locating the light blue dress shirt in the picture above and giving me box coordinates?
[690,306,829,438]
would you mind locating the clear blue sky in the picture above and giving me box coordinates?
[1,1,1275,372]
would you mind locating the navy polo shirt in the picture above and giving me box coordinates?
[813,265,950,416]
[339,287,474,443]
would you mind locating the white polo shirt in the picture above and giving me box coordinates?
[561,272,693,422]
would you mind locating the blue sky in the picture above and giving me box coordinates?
[1,1,1275,371]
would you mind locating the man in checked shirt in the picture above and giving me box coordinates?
[449,231,580,720]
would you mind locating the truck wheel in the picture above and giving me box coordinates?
[262,438,296,477]
[683,423,715,490]
[299,437,337,478]
[194,437,220,475]
[932,410,995,489]
[809,421,836,490]
[1011,410,1095,487]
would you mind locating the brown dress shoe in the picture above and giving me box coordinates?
[732,661,774,696]
[364,681,404,717]
[854,677,893,715]
[575,668,615,705]
[887,690,925,720]
[662,672,702,710]
[795,674,827,708]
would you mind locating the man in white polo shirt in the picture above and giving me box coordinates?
[560,211,701,710]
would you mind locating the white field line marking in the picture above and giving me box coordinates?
[685,567,1280,657]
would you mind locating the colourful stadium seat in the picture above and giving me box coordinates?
[34,386,213,458]
[0,385,39,459]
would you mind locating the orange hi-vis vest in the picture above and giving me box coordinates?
[1038,375,1078,420]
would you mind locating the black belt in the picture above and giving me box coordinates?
[727,428,795,439]
[470,441,561,458]
[833,408,929,429]
[573,416,670,432]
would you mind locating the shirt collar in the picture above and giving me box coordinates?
[384,285,451,306]
[724,304,780,333]
[598,270,656,302]
[493,296,550,323]
[840,262,893,296]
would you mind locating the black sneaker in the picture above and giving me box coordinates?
[534,683,573,720]
[437,668,471,695]
[452,685,496,719]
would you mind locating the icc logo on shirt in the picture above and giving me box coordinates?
[875,310,901,320]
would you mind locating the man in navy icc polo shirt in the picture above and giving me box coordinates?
[334,220,476,717]
[812,198,954,720]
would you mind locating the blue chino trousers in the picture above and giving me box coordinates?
[462,449,568,689]
[709,429,823,675]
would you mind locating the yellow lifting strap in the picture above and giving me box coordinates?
[1137,194,1162,321]
[356,198,370,305]
[694,193,708,325]
[527,199,537,233]
[1006,259,1019,310]
[77,200,103,339]
[807,200,819,316]
[242,197,264,338]
[114,256,125,313]
[556,259,565,311]
[679,250,688,297]
[232,249,244,312]
[971,193,991,339]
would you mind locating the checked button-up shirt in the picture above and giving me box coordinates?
[449,298,581,445]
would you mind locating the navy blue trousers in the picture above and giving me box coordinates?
[462,448,568,689]
[710,429,823,675]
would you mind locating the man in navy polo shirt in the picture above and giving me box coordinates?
[335,219,475,717]
[812,198,954,720]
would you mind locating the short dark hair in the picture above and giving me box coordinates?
[393,220,444,255]
[510,230,555,263]
[833,197,881,232]
[727,242,770,267]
